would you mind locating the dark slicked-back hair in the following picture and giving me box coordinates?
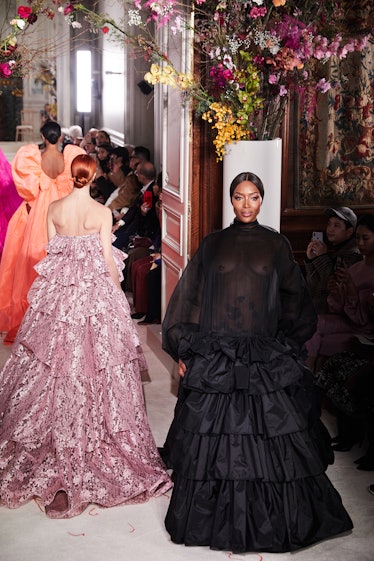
[229,172,264,200]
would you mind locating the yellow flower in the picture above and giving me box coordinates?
[273,0,286,6]
[150,63,161,77]
[176,73,193,90]
[144,63,163,85]
[144,72,158,85]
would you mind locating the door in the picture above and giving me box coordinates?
[159,18,193,317]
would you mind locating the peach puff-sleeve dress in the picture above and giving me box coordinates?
[0,143,85,343]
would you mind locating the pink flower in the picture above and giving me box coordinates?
[17,6,32,19]
[279,85,288,96]
[63,4,75,16]
[268,74,277,84]
[316,78,331,93]
[101,26,109,33]
[0,63,13,78]
[249,6,267,19]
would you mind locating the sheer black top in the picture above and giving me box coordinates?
[162,220,317,362]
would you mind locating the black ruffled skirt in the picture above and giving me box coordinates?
[163,334,353,553]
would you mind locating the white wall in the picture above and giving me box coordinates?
[100,0,155,157]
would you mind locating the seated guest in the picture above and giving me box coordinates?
[128,181,163,322]
[314,318,374,457]
[68,125,83,146]
[306,214,374,372]
[96,129,111,146]
[90,143,115,203]
[107,146,148,219]
[131,253,162,323]
[96,143,113,174]
[122,173,162,293]
[304,207,362,313]
[112,161,159,251]
[80,128,98,155]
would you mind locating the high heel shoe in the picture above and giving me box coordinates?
[356,458,374,471]
[332,441,357,452]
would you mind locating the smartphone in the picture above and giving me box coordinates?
[312,231,323,242]
[143,191,153,208]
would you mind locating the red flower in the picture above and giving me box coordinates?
[63,4,75,16]
[101,26,109,34]
[17,5,32,19]
[27,13,38,25]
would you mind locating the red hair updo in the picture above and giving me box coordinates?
[71,154,96,188]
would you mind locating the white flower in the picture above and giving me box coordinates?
[71,21,82,29]
[226,35,243,55]
[171,15,183,35]
[128,9,142,26]
[16,19,26,30]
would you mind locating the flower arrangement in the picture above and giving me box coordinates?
[1,1,372,159]
[0,3,56,80]
[136,0,372,158]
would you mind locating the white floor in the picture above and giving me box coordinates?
[1,142,374,560]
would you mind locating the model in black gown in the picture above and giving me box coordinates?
[161,172,352,553]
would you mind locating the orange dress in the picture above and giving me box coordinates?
[0,143,85,343]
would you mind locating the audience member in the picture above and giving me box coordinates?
[107,146,149,219]
[112,161,159,251]
[68,125,83,146]
[128,179,163,322]
[123,172,162,293]
[306,214,374,372]
[81,133,97,156]
[304,207,362,313]
[80,128,99,152]
[90,143,115,203]
[96,129,111,146]
[314,319,374,458]
[96,143,112,174]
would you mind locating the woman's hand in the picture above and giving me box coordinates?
[336,264,358,298]
[140,202,152,216]
[178,359,187,378]
[306,239,327,259]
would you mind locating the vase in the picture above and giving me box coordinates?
[222,138,282,231]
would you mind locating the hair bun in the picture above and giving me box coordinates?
[74,176,89,188]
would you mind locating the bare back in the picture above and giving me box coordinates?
[41,145,65,179]
[48,194,111,237]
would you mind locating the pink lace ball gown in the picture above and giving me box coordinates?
[0,233,171,518]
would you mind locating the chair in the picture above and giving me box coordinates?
[15,109,34,142]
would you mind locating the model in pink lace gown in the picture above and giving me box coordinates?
[0,231,171,518]
[0,148,22,261]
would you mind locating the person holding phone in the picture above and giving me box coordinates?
[112,161,159,252]
[305,214,374,373]
[304,207,362,314]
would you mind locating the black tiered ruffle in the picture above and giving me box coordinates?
[164,333,353,552]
